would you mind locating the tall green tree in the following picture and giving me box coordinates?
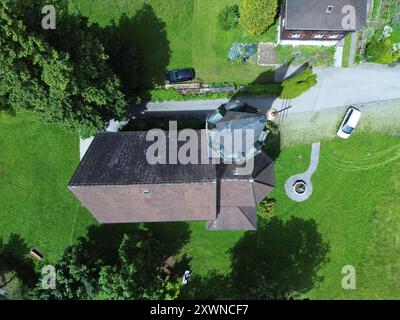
[28,226,182,300]
[0,0,128,137]
[98,231,179,300]
[240,0,278,35]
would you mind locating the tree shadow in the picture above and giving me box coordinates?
[0,96,16,116]
[0,234,37,288]
[11,0,171,109]
[145,222,191,258]
[263,129,281,160]
[79,221,191,267]
[228,217,329,299]
[119,5,171,90]
[100,4,171,96]
[180,217,329,299]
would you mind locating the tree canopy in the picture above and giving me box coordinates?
[280,68,318,100]
[365,30,400,65]
[28,225,185,300]
[239,0,278,35]
[0,0,128,137]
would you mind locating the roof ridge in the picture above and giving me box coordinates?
[238,206,257,229]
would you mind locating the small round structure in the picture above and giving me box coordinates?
[293,180,307,195]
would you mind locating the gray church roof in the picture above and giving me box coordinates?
[69,131,216,186]
[207,101,268,160]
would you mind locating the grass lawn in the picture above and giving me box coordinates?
[342,33,352,67]
[70,0,276,85]
[0,111,96,263]
[275,45,335,66]
[272,133,400,299]
[1,112,399,299]
[183,133,400,299]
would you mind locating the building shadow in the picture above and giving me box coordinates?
[180,217,329,299]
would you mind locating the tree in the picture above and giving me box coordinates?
[0,0,128,137]
[28,225,184,300]
[257,198,276,221]
[28,239,101,300]
[217,5,240,31]
[98,229,180,300]
[280,68,317,99]
[239,0,278,35]
[366,33,400,65]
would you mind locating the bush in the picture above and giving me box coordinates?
[217,5,240,31]
[240,0,278,35]
[280,68,318,100]
[366,30,400,64]
[146,88,232,102]
[257,198,276,221]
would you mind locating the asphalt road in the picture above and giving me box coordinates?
[141,63,400,118]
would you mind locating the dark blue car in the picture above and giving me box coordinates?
[166,68,195,83]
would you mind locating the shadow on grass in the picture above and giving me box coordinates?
[264,129,281,160]
[180,217,329,299]
[12,0,171,110]
[102,4,171,94]
[75,222,191,268]
[0,234,37,288]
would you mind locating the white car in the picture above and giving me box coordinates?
[337,107,361,139]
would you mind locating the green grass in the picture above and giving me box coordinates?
[372,0,381,20]
[2,111,399,299]
[144,88,232,102]
[70,0,276,84]
[0,111,96,263]
[272,133,400,299]
[184,222,244,275]
[389,27,400,43]
[342,33,352,67]
[275,45,335,66]
[235,83,282,97]
[182,133,400,299]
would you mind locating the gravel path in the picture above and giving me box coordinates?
[285,142,321,202]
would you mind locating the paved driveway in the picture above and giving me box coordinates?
[141,63,400,118]
[282,63,400,114]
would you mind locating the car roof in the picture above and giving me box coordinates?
[347,108,361,127]
[176,69,193,77]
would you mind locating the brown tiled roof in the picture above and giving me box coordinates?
[69,183,217,223]
[219,180,256,207]
[207,206,257,231]
[68,129,275,230]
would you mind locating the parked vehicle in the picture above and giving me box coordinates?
[337,107,362,139]
[166,68,195,83]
